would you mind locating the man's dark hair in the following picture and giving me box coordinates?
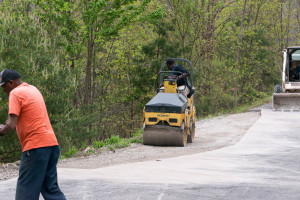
[166,58,175,66]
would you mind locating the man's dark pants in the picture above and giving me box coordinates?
[16,145,66,200]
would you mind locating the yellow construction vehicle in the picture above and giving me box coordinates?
[143,58,196,146]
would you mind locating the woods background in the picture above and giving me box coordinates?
[0,0,299,162]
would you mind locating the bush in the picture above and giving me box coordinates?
[105,135,121,145]
[113,140,131,148]
[92,140,105,149]
[64,146,78,158]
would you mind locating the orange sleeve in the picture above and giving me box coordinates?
[9,92,21,116]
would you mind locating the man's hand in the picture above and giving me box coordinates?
[169,75,177,80]
[0,114,18,137]
[0,124,5,136]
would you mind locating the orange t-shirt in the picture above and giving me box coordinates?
[9,82,58,152]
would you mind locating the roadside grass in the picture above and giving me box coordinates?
[60,129,143,159]
[232,95,272,113]
[198,95,272,120]
[61,96,271,159]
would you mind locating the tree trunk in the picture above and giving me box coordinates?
[234,0,247,107]
[84,29,94,105]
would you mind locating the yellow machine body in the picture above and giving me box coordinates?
[143,78,196,146]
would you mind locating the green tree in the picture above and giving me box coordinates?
[0,0,76,161]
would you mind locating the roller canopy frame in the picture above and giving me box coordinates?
[159,58,194,89]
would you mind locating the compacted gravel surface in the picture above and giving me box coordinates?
[0,111,260,181]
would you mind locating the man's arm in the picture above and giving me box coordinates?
[177,72,189,80]
[0,114,18,136]
[175,65,190,80]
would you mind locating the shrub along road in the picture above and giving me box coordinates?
[1,107,300,199]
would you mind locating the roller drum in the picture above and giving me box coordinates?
[143,124,187,146]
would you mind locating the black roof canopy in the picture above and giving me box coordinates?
[287,46,300,57]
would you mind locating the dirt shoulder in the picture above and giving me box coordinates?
[0,111,260,181]
[57,111,260,169]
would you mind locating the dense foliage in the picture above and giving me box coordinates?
[0,0,299,162]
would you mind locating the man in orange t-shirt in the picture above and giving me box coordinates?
[0,69,66,200]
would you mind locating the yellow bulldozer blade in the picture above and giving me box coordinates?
[143,123,187,146]
[273,93,300,111]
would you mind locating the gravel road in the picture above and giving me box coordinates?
[0,111,260,181]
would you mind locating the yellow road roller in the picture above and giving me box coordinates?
[143,58,196,146]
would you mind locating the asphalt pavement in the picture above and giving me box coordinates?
[0,108,300,200]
